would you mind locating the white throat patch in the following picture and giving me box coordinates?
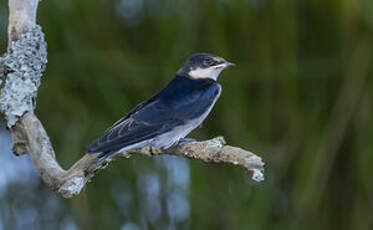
[188,67,224,80]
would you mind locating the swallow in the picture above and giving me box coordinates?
[86,53,235,161]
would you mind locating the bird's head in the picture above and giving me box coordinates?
[178,53,235,81]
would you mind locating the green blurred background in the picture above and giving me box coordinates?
[1,0,373,229]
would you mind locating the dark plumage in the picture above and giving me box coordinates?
[86,53,234,161]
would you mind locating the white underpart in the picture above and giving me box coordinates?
[114,86,222,155]
[188,67,224,80]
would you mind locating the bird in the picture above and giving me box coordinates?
[86,53,235,161]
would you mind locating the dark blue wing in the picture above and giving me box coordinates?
[86,76,221,157]
[86,116,182,155]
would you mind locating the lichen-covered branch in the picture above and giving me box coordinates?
[0,25,47,127]
[0,0,265,199]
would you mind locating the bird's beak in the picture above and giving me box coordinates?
[214,61,235,69]
[224,61,235,67]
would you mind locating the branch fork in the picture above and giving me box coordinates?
[0,0,265,199]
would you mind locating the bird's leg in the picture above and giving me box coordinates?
[177,138,197,145]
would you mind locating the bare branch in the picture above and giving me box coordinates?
[17,112,264,198]
[0,0,265,199]
[8,0,38,43]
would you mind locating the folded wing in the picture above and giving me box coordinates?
[86,107,183,155]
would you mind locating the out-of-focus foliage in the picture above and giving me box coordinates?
[1,0,373,229]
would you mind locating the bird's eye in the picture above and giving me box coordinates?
[205,58,218,67]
